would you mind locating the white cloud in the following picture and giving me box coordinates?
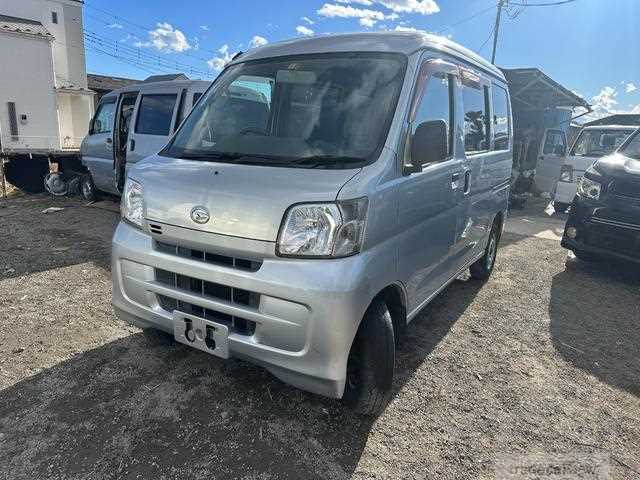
[199,25,209,31]
[579,86,640,122]
[249,35,268,48]
[107,23,123,29]
[317,3,399,27]
[301,16,315,25]
[333,0,439,15]
[207,44,234,71]
[296,25,315,36]
[625,82,637,94]
[379,0,439,14]
[134,22,191,53]
[336,0,374,4]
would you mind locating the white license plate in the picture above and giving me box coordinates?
[172,311,230,359]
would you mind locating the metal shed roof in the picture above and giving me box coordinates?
[0,14,53,39]
[501,68,590,110]
[87,73,140,93]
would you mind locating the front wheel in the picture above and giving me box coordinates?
[470,221,500,281]
[342,298,395,417]
[80,174,99,202]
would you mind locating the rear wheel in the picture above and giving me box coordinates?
[470,220,500,281]
[342,298,395,417]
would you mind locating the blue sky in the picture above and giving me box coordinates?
[83,0,639,121]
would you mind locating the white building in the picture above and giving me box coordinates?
[0,0,93,154]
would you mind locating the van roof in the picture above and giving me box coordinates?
[233,31,505,81]
[582,125,638,131]
[102,79,211,100]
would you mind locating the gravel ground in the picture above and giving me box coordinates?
[0,194,638,480]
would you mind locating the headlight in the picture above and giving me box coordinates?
[577,176,601,200]
[277,198,368,258]
[121,179,144,227]
[559,165,573,183]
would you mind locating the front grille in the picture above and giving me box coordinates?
[155,241,261,272]
[611,179,640,200]
[155,269,259,336]
[585,221,640,259]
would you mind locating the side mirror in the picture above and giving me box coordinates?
[408,120,448,172]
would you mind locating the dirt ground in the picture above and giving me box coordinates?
[0,194,638,480]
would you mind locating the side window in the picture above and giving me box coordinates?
[462,80,489,154]
[192,92,203,107]
[135,94,177,136]
[91,102,115,135]
[543,130,566,155]
[412,72,453,164]
[492,84,510,151]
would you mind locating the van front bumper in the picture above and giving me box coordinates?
[112,221,375,399]
[561,198,640,264]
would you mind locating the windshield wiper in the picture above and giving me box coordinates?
[287,155,367,168]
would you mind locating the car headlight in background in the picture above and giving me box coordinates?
[559,165,573,183]
[277,197,368,258]
[577,176,601,200]
[121,179,144,227]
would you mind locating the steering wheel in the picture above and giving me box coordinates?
[239,126,269,136]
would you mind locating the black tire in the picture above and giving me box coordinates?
[470,220,500,281]
[342,298,395,417]
[80,174,99,202]
[572,249,598,262]
[553,201,570,214]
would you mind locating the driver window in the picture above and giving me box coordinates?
[412,72,453,164]
[92,102,115,135]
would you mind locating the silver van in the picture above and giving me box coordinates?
[112,33,513,415]
[80,80,210,197]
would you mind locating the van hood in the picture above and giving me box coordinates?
[131,155,360,242]
[594,153,640,180]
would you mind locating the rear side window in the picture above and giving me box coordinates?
[412,72,453,163]
[462,81,489,154]
[135,94,177,136]
[193,92,203,107]
[492,84,510,151]
[92,101,115,134]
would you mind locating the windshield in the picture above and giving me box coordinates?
[164,52,406,168]
[570,129,633,157]
[619,130,640,160]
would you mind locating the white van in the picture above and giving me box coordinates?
[553,125,636,212]
[80,80,210,198]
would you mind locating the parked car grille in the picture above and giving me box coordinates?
[155,268,259,336]
[155,241,262,272]
[585,222,640,260]
[610,179,640,200]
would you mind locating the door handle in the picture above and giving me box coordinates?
[464,170,471,195]
[451,172,462,190]
[105,137,113,149]
[130,138,135,151]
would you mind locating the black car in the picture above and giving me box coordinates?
[562,128,640,263]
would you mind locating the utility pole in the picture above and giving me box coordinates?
[491,0,506,65]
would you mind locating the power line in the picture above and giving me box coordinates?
[508,0,578,6]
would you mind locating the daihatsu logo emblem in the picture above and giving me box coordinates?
[190,206,210,224]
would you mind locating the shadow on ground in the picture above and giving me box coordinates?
[0,195,119,278]
[549,256,640,397]
[0,274,482,479]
